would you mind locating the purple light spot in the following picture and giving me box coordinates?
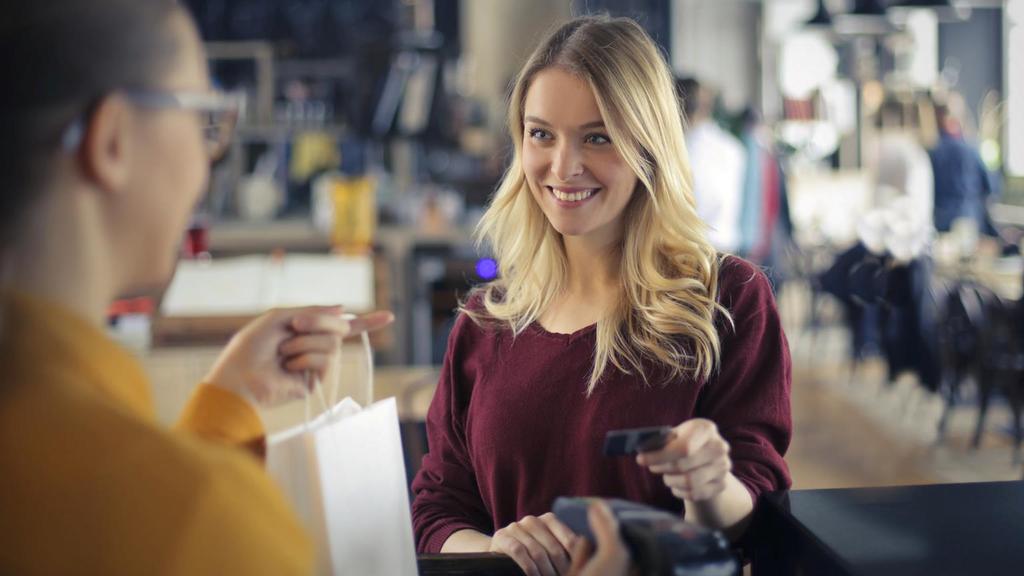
[476,258,498,280]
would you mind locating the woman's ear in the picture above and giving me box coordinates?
[76,94,134,196]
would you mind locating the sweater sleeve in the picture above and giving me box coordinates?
[697,259,792,501]
[411,313,493,553]
[174,384,267,461]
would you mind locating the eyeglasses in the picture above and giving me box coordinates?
[61,89,244,162]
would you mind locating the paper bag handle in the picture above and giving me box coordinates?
[302,313,375,425]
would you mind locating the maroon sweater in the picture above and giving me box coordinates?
[411,256,792,553]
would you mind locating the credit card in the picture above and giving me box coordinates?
[603,426,674,456]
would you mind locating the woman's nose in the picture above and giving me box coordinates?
[551,141,584,181]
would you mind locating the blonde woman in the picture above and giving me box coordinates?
[411,15,791,576]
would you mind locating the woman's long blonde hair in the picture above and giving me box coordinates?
[466,15,729,393]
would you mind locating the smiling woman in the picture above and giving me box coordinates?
[412,14,792,576]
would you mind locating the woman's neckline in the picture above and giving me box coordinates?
[528,319,598,343]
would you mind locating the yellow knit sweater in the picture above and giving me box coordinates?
[0,291,312,575]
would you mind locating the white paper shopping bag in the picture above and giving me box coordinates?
[267,398,418,576]
[320,398,417,574]
[265,329,418,575]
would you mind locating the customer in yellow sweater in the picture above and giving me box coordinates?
[0,1,392,574]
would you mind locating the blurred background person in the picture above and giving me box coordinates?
[676,77,746,254]
[863,95,935,264]
[930,94,1000,243]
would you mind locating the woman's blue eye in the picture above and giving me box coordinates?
[528,128,552,141]
[585,133,611,145]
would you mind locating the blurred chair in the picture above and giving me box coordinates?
[819,244,890,368]
[786,240,846,366]
[935,281,992,440]
[972,294,1024,465]
[820,245,942,391]
[878,257,941,394]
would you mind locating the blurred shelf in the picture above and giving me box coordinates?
[208,218,330,254]
[235,124,349,142]
[207,219,474,255]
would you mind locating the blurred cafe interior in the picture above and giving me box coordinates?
[3,0,1024,574]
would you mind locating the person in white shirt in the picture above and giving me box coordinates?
[677,77,746,253]
[860,98,935,262]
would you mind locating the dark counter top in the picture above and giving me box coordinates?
[751,481,1024,576]
[417,553,524,576]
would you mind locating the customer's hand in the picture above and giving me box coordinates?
[568,502,631,576]
[636,418,732,503]
[489,512,576,576]
[205,306,394,407]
